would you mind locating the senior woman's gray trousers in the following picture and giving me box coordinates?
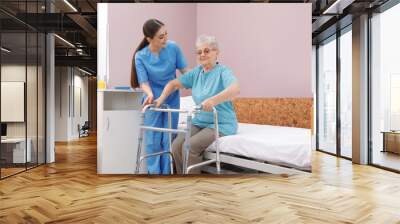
[172,124,218,174]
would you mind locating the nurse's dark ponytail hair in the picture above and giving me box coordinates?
[131,19,165,88]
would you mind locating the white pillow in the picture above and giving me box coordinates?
[179,96,196,125]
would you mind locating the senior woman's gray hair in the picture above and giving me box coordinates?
[196,35,219,50]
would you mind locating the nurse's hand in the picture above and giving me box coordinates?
[201,99,216,112]
[143,95,154,106]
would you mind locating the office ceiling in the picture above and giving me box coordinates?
[0,0,392,74]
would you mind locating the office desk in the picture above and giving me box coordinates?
[1,138,31,163]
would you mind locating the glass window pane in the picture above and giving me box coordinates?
[38,32,45,165]
[0,1,46,179]
[1,31,27,177]
[340,29,352,158]
[371,3,400,171]
[318,37,337,154]
[27,31,38,169]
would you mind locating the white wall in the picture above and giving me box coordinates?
[1,65,40,138]
[1,64,46,163]
[55,67,89,141]
[55,67,69,141]
[1,65,28,145]
[71,73,89,139]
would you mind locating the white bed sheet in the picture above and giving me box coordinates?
[207,123,312,169]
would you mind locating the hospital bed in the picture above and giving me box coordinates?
[179,96,313,175]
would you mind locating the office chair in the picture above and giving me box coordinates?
[79,121,90,138]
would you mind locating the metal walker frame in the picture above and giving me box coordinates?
[135,104,221,174]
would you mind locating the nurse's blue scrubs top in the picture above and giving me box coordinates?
[178,64,238,136]
[135,40,187,102]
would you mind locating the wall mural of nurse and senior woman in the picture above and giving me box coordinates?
[130,19,241,175]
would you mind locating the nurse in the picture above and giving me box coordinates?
[130,19,188,174]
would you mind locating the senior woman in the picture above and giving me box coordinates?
[153,35,240,174]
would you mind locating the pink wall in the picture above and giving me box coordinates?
[107,4,197,88]
[197,4,312,97]
[106,3,311,97]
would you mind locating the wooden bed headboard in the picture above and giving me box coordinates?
[233,98,314,132]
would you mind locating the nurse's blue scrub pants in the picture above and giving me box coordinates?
[143,105,179,175]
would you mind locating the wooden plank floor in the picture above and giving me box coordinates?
[1,135,400,223]
[1,167,26,178]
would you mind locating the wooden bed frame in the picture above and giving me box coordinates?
[204,97,314,175]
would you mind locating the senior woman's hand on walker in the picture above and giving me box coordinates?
[201,98,216,112]
[153,98,164,108]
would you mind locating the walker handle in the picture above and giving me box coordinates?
[193,105,217,113]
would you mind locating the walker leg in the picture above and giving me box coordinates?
[135,134,143,174]
[216,157,221,174]
[135,113,145,174]
[182,140,190,174]
[168,111,174,174]
[182,116,192,174]
[216,140,221,174]
[169,153,174,175]
[165,151,174,175]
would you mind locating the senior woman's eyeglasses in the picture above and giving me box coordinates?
[196,48,216,56]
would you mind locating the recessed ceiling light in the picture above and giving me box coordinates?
[78,67,92,76]
[1,47,11,53]
[54,34,75,48]
[322,0,355,15]
[63,0,78,12]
